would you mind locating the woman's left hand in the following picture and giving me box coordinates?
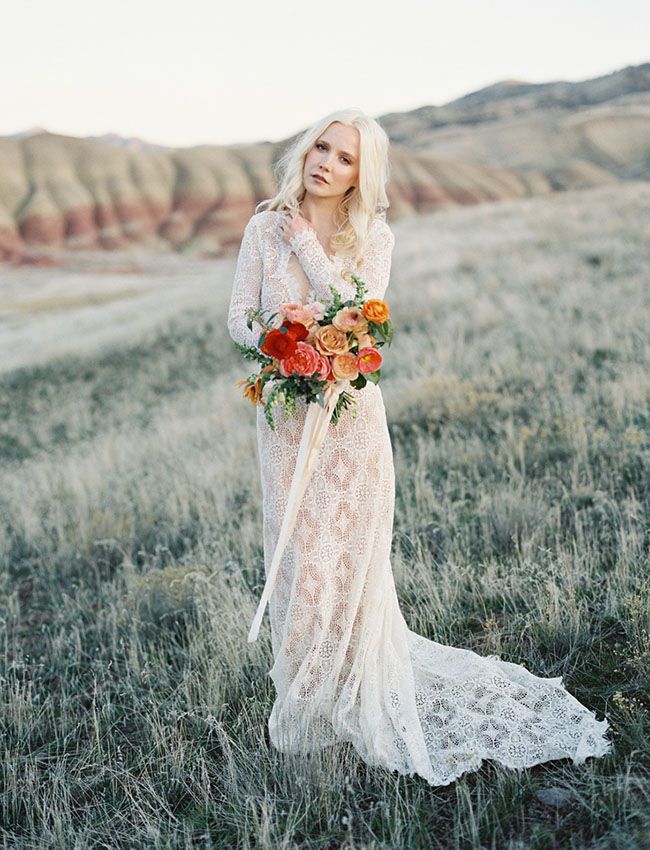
[278,209,313,245]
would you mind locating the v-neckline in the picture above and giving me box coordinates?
[283,248,343,303]
[317,236,336,263]
[308,229,334,262]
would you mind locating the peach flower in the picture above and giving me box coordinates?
[331,353,359,381]
[354,332,376,350]
[313,324,350,356]
[357,346,383,374]
[332,306,369,334]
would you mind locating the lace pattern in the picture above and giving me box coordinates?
[227,215,265,349]
[288,218,395,303]
[227,209,613,786]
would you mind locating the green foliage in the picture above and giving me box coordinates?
[264,383,284,430]
[262,376,331,430]
[323,285,345,323]
[233,341,273,365]
[350,272,368,306]
[368,320,393,347]
[245,305,279,333]
[332,390,358,424]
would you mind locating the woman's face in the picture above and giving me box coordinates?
[303,121,360,202]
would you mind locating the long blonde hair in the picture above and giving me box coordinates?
[256,107,391,269]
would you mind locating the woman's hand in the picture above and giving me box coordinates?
[278,209,313,246]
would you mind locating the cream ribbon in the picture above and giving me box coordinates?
[247,381,344,643]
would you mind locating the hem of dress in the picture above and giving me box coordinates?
[266,677,614,788]
[362,714,614,789]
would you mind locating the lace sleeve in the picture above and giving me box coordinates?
[227,215,264,347]
[289,218,395,302]
[355,219,395,300]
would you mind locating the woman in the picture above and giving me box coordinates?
[227,107,613,787]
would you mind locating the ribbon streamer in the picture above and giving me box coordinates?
[247,381,344,643]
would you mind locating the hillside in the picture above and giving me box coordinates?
[1,62,648,264]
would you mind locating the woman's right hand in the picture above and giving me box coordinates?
[278,209,313,246]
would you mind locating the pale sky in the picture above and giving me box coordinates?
[2,0,648,148]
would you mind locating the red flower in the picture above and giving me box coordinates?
[281,320,309,341]
[261,328,298,359]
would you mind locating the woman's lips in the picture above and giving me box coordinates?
[312,174,328,184]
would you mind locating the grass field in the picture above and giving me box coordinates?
[1,182,649,849]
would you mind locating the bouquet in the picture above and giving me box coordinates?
[233,274,393,429]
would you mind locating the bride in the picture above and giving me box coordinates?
[227,107,613,787]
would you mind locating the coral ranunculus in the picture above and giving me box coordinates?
[261,328,297,359]
[279,341,321,377]
[357,346,383,374]
[362,299,390,324]
[313,324,350,356]
[331,352,359,381]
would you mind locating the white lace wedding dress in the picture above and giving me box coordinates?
[227,209,613,786]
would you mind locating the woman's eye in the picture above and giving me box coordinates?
[316,142,350,164]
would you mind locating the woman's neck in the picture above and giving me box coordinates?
[299,195,339,236]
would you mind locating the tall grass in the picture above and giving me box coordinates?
[1,182,648,848]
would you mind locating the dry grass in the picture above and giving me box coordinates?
[1,181,649,849]
[0,286,144,313]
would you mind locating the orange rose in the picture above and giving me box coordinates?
[313,324,350,356]
[362,299,390,324]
